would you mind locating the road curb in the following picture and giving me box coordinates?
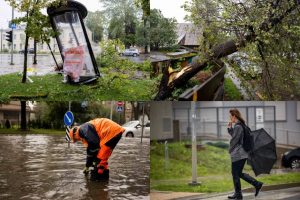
[169,182,300,200]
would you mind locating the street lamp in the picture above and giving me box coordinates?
[47,0,100,84]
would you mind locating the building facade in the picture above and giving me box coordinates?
[0,101,32,128]
[0,25,93,53]
[151,101,300,147]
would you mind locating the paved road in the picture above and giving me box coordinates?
[170,187,300,200]
[121,54,151,63]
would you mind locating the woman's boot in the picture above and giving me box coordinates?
[228,193,243,200]
[241,173,263,196]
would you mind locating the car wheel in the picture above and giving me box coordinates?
[133,53,137,57]
[290,158,300,169]
[126,132,134,138]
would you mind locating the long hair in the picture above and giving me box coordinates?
[229,108,246,125]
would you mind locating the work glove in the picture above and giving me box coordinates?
[83,167,89,175]
[97,164,108,175]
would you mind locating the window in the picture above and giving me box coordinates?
[20,44,22,49]
[13,34,16,39]
[13,44,16,50]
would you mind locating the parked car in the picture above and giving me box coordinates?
[281,147,300,169]
[122,120,150,138]
[19,48,34,54]
[120,48,140,57]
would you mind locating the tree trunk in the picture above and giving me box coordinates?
[154,1,300,100]
[22,34,29,83]
[144,16,149,54]
[33,39,37,65]
[20,101,27,131]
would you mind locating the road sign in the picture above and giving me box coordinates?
[11,24,16,29]
[65,126,71,142]
[64,111,74,126]
[117,101,124,106]
[139,114,149,126]
[116,105,123,113]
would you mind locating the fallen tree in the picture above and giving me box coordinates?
[154,0,300,100]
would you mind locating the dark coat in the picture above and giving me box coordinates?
[228,121,248,162]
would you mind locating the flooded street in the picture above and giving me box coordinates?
[0,54,62,75]
[0,135,150,200]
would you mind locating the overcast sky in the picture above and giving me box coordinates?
[150,0,190,23]
[0,0,103,29]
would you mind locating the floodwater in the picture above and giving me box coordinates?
[0,54,61,75]
[0,135,150,200]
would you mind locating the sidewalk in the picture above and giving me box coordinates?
[151,183,300,200]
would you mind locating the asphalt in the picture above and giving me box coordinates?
[151,183,300,200]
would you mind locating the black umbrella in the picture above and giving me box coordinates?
[247,128,277,176]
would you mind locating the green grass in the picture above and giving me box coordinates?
[224,78,243,100]
[0,73,156,102]
[0,128,65,135]
[152,173,300,193]
[151,142,300,193]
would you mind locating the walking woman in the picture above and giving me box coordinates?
[227,109,263,199]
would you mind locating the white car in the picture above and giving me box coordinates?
[122,120,150,138]
[120,48,140,57]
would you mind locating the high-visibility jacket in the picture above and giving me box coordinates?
[78,118,125,169]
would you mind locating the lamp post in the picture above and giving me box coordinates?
[47,0,100,84]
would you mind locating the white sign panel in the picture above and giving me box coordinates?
[256,108,264,129]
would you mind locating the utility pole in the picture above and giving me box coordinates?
[189,92,200,186]
[10,7,14,65]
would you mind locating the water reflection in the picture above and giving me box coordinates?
[0,135,149,200]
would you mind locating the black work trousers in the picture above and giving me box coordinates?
[231,159,259,194]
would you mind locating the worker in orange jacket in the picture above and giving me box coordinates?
[69,118,125,180]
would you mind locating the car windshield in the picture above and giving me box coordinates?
[122,121,138,127]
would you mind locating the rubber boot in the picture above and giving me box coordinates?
[91,168,109,181]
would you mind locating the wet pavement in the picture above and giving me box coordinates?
[0,135,150,200]
[0,54,62,75]
[151,186,300,200]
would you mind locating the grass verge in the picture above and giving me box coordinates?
[151,142,300,193]
[224,78,243,100]
[0,73,156,102]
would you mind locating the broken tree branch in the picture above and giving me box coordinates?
[154,0,300,100]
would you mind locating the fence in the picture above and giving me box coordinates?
[172,106,299,145]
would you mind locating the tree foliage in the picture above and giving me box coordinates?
[186,0,300,99]
[135,0,150,52]
[31,102,122,129]
[155,0,300,100]
[85,11,105,43]
[102,0,139,48]
[96,39,152,91]
[150,9,177,50]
